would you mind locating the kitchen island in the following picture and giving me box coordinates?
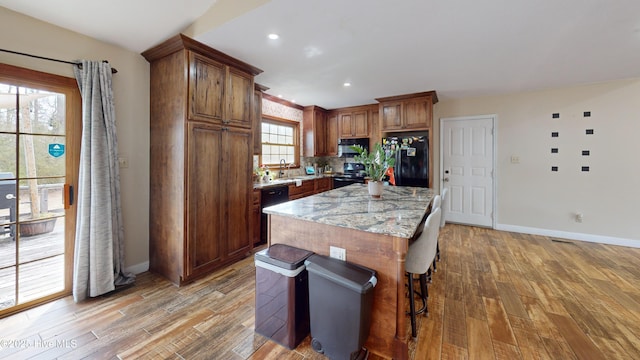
[263,184,434,359]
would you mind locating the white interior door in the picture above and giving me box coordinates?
[440,115,495,227]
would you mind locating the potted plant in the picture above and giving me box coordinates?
[350,142,395,198]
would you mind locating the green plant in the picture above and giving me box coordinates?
[350,142,395,182]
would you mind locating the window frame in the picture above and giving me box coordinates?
[260,115,300,168]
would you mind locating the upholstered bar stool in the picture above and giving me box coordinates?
[430,195,441,274]
[437,187,449,261]
[405,207,442,338]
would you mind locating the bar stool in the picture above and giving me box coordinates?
[429,195,441,274]
[405,207,441,338]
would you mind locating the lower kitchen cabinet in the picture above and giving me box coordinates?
[314,177,332,193]
[289,177,334,200]
[252,189,261,246]
[289,180,315,200]
[149,122,253,286]
[186,123,252,280]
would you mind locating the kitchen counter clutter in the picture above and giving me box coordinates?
[263,183,434,238]
[265,183,435,359]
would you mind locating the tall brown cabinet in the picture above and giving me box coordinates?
[142,34,263,285]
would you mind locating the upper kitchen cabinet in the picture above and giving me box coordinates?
[253,83,268,155]
[326,112,338,156]
[337,106,371,138]
[144,34,261,128]
[376,91,438,132]
[188,52,254,128]
[303,105,336,157]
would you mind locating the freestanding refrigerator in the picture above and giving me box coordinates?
[383,132,429,187]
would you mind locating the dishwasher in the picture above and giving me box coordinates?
[260,185,289,244]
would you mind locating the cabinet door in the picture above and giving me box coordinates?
[227,68,253,129]
[380,101,403,131]
[188,52,225,123]
[187,123,223,278]
[223,127,252,257]
[369,110,379,149]
[253,89,262,154]
[326,113,338,156]
[353,110,369,137]
[252,190,261,246]
[403,96,432,130]
[314,109,327,155]
[338,112,353,138]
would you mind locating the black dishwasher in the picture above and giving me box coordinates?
[260,186,289,244]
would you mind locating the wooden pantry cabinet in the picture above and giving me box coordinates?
[142,34,262,285]
[376,91,438,132]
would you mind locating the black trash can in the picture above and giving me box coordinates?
[254,244,314,349]
[304,254,377,360]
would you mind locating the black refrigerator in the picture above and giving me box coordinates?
[383,132,429,187]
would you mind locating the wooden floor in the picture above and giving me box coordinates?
[1,224,640,359]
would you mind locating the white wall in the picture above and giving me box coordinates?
[434,78,640,246]
[0,7,151,272]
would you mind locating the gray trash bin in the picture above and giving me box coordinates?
[304,254,377,360]
[254,244,314,349]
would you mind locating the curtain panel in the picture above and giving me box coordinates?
[73,60,134,302]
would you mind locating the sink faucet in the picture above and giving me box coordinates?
[279,159,286,178]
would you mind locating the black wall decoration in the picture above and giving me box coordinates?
[548,111,594,172]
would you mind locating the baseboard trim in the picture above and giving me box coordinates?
[495,224,640,248]
[125,261,149,275]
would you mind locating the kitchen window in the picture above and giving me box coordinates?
[261,116,299,166]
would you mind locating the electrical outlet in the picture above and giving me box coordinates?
[510,155,520,164]
[575,213,583,223]
[329,246,346,261]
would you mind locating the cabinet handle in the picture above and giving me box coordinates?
[222,126,229,131]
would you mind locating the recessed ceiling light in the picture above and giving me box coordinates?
[343,82,351,87]
[291,99,296,103]
[268,33,279,40]
[277,94,283,98]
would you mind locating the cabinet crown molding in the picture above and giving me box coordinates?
[375,90,438,104]
[141,33,263,76]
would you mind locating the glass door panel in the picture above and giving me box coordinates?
[0,83,68,311]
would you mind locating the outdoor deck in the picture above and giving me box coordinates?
[0,218,65,310]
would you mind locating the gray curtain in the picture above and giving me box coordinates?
[72,60,134,302]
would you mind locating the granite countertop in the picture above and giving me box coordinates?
[263,184,434,238]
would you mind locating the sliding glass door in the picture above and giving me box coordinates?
[0,64,80,315]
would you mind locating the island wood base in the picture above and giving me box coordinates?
[268,214,409,360]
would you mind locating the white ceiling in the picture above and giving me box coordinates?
[2,0,640,109]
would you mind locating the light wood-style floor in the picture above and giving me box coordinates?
[1,224,639,359]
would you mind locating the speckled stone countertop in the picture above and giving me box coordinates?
[263,184,435,238]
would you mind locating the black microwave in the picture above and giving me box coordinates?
[338,138,369,158]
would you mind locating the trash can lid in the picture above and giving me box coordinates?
[304,254,377,294]
[255,244,314,270]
